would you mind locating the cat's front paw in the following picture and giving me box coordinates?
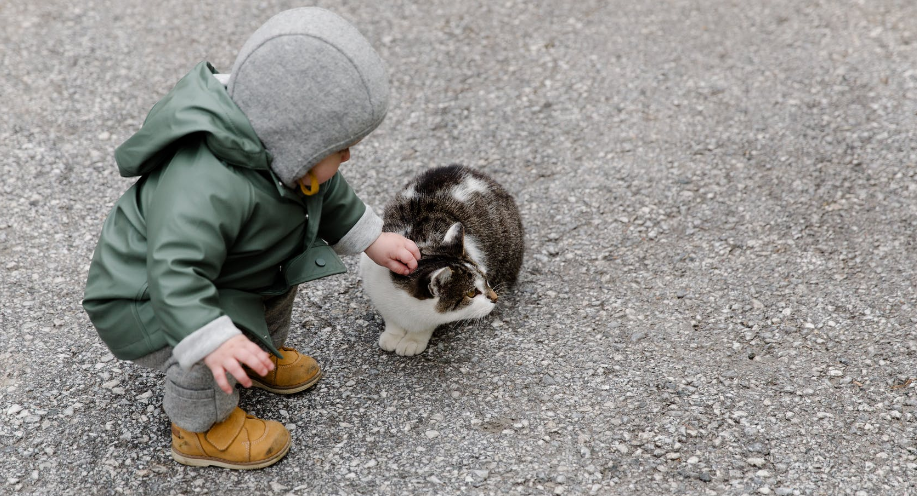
[395,335,429,356]
[394,330,433,356]
[379,326,433,356]
[379,326,407,352]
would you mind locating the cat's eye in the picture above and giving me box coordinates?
[465,289,480,299]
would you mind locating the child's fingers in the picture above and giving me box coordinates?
[237,349,270,377]
[249,343,275,372]
[386,259,411,275]
[238,339,274,371]
[210,365,233,395]
[406,240,421,261]
[225,361,253,389]
[403,248,419,270]
[395,247,418,272]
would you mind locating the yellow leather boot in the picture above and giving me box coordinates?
[247,347,323,394]
[170,407,290,469]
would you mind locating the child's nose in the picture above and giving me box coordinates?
[340,148,351,163]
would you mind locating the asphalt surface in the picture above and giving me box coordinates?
[2,0,917,494]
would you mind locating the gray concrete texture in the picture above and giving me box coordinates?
[1,0,916,494]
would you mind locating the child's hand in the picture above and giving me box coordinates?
[203,334,275,394]
[365,232,421,275]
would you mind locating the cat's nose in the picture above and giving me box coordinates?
[486,288,498,302]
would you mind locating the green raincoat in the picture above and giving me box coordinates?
[83,62,374,362]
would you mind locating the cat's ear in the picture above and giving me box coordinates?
[442,222,465,256]
[428,267,453,297]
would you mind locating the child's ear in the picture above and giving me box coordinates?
[427,267,453,297]
[442,222,465,257]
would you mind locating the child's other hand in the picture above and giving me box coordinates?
[365,232,421,275]
[203,334,275,394]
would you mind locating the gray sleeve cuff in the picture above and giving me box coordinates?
[331,206,383,255]
[173,316,242,370]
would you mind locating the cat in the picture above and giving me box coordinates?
[359,164,524,356]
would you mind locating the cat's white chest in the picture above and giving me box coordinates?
[359,254,444,333]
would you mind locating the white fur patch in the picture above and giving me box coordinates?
[443,223,463,245]
[360,254,446,334]
[463,235,488,274]
[451,176,489,202]
[400,186,418,200]
[359,253,496,356]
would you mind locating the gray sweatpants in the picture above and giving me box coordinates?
[133,288,298,432]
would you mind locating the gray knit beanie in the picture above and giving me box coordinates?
[227,7,389,187]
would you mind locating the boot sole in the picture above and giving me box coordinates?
[249,370,323,395]
[171,439,291,470]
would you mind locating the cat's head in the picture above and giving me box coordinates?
[393,222,498,320]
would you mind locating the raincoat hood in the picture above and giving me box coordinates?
[226,7,389,187]
[114,62,270,178]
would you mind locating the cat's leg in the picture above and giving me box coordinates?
[379,320,434,356]
[378,322,408,352]
[393,329,434,356]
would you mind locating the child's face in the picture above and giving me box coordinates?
[299,146,352,188]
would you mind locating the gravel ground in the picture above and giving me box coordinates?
[2,0,917,494]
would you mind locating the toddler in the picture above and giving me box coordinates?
[82,7,419,469]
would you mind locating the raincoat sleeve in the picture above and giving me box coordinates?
[145,150,251,369]
[318,172,383,255]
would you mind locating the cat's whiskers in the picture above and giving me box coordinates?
[490,281,510,297]
[465,316,487,335]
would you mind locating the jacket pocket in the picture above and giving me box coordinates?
[281,241,346,287]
